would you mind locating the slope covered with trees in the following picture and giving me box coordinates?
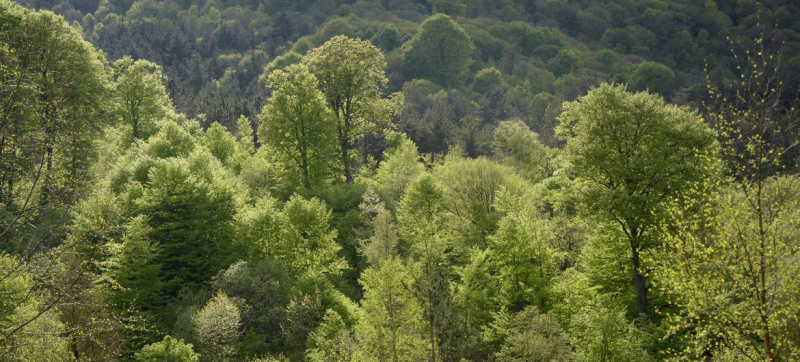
[1,0,799,361]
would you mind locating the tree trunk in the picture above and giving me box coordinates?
[630,242,648,316]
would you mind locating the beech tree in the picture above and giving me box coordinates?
[303,35,388,183]
[112,56,172,142]
[556,83,716,317]
[258,64,338,190]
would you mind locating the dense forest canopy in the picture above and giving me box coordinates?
[1,0,799,361]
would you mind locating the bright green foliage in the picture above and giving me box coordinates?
[660,177,800,361]
[556,83,716,316]
[628,61,675,95]
[490,190,559,311]
[277,195,346,277]
[112,56,172,142]
[374,135,425,206]
[396,173,456,362]
[492,120,550,181]
[397,173,449,248]
[259,64,338,190]
[493,307,572,362]
[354,259,429,362]
[194,290,242,362]
[306,309,356,362]
[202,122,239,167]
[142,120,197,159]
[551,270,652,362]
[303,35,388,183]
[0,0,109,243]
[0,255,72,361]
[453,248,495,358]
[233,198,282,260]
[262,51,302,78]
[236,115,255,155]
[437,155,527,249]
[359,209,399,267]
[135,336,199,362]
[404,13,475,88]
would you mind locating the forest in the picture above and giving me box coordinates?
[1,0,799,361]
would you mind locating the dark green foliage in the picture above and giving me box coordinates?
[139,159,236,299]
[404,13,475,88]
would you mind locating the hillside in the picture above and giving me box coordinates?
[1,0,799,361]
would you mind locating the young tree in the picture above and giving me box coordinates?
[556,83,716,317]
[404,13,475,88]
[135,336,199,362]
[354,259,429,362]
[306,309,355,362]
[277,195,346,277]
[374,134,425,206]
[397,173,455,362]
[660,29,800,361]
[258,64,338,190]
[303,35,388,183]
[493,307,572,362]
[194,291,242,362]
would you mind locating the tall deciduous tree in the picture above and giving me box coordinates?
[258,64,338,190]
[397,173,454,362]
[404,13,475,88]
[112,56,172,142]
[0,0,110,348]
[556,83,715,317]
[303,35,388,183]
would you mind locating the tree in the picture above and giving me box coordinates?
[397,173,455,362]
[556,83,716,317]
[277,195,346,277]
[404,13,474,88]
[138,158,236,299]
[306,309,355,362]
[135,336,199,362]
[112,56,172,142]
[359,209,400,267]
[259,64,338,190]
[492,120,550,181]
[202,122,239,167]
[354,258,429,362]
[194,290,242,362]
[0,0,110,348]
[493,307,572,362]
[628,61,675,96]
[490,191,558,311]
[472,67,504,95]
[374,134,425,206]
[303,35,388,183]
[659,30,800,361]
